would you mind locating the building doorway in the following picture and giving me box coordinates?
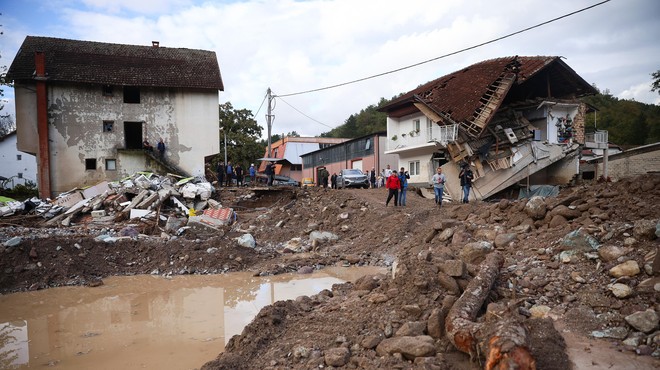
[124,121,143,149]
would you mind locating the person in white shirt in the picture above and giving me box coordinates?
[431,166,446,206]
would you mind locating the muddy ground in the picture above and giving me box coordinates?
[1,174,659,369]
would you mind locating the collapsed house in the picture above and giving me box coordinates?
[378,56,599,200]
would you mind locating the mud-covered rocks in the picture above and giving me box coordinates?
[625,309,659,333]
[375,336,436,359]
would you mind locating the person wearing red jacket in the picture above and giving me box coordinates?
[385,171,401,206]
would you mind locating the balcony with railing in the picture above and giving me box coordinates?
[584,130,608,149]
[387,124,458,152]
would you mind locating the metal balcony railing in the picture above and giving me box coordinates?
[388,124,458,151]
[584,130,608,149]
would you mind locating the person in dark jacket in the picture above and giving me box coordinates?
[385,171,401,206]
[157,138,165,160]
[398,168,410,206]
[331,173,338,189]
[235,164,244,186]
[226,161,234,187]
[216,161,225,187]
[265,162,275,186]
[459,163,474,203]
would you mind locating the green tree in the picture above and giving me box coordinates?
[320,98,389,138]
[218,102,264,171]
[652,69,660,95]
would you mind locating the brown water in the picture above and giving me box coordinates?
[0,266,386,370]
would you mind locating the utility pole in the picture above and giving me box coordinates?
[266,88,274,157]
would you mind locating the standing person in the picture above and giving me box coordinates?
[431,166,447,206]
[249,163,256,185]
[216,161,225,187]
[370,168,376,189]
[385,170,401,206]
[385,164,392,178]
[265,161,275,186]
[380,169,386,187]
[320,168,329,189]
[235,163,244,187]
[331,172,338,189]
[459,163,474,204]
[225,161,234,187]
[157,138,165,160]
[398,167,410,206]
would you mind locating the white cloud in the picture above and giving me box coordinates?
[619,82,660,105]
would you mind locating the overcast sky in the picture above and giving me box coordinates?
[2,0,659,137]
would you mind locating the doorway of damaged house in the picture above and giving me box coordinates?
[124,121,144,150]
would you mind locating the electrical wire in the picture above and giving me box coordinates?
[277,0,611,97]
[253,90,268,118]
[276,95,335,129]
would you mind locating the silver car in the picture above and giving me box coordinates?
[337,169,369,189]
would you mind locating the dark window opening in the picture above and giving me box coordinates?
[290,164,302,171]
[124,121,143,149]
[123,86,140,104]
[17,154,22,160]
[18,173,23,178]
[103,85,113,96]
[103,121,114,132]
[85,158,97,170]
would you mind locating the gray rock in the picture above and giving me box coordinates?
[360,334,383,349]
[309,231,339,244]
[633,219,658,240]
[3,237,22,247]
[375,336,436,360]
[237,233,256,248]
[625,309,659,333]
[437,228,454,242]
[494,233,516,248]
[525,196,547,220]
[591,327,628,339]
[609,283,633,298]
[324,347,350,367]
[395,321,426,337]
[459,241,493,263]
[598,245,627,262]
[561,228,600,251]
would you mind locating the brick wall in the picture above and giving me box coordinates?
[594,147,660,180]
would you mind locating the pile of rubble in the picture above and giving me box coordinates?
[0,172,235,234]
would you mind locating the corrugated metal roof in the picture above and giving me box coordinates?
[6,36,224,90]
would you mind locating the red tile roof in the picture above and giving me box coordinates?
[7,36,224,90]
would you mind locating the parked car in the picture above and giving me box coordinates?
[272,175,300,187]
[301,177,316,188]
[337,169,369,189]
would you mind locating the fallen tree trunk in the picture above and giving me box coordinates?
[445,252,536,370]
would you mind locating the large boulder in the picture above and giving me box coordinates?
[524,196,547,220]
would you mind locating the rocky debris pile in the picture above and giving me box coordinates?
[202,174,660,369]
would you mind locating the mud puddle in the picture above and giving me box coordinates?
[0,266,386,370]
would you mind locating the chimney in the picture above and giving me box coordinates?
[152,41,160,47]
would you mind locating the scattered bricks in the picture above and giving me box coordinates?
[91,210,106,218]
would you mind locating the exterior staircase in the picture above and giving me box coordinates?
[143,150,191,177]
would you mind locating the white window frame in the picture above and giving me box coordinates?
[413,119,420,133]
[105,159,117,171]
[408,160,420,176]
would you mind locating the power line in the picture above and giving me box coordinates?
[276,95,335,129]
[277,0,611,98]
[253,90,268,118]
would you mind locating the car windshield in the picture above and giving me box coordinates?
[343,169,364,175]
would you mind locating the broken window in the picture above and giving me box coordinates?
[105,159,117,171]
[103,85,113,96]
[123,86,140,104]
[103,121,114,132]
[85,158,97,170]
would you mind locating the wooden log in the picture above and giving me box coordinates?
[445,252,536,369]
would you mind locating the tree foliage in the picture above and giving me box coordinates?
[582,91,660,146]
[217,102,264,170]
[652,69,660,95]
[319,97,390,138]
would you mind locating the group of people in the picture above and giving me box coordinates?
[385,162,473,207]
[216,161,257,187]
[142,138,166,160]
[384,166,410,207]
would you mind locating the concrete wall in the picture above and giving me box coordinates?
[13,82,219,195]
[592,146,660,181]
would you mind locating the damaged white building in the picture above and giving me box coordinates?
[378,56,599,200]
[6,36,224,198]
